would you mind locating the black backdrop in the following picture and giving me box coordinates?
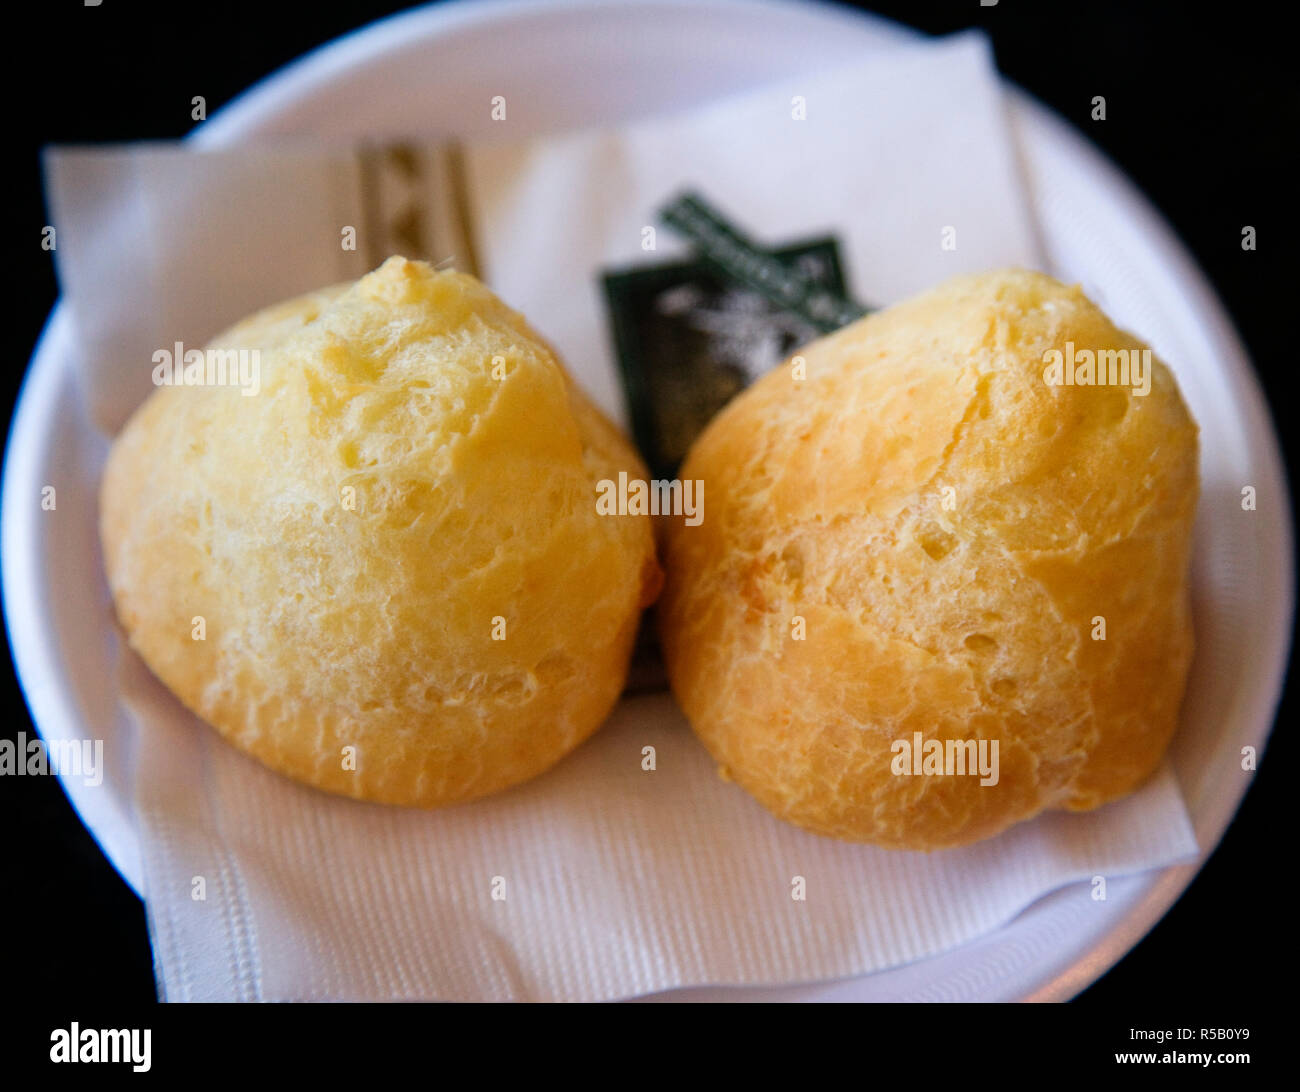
[2,0,1293,1010]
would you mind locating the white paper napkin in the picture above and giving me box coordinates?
[43,142,477,435]
[45,32,1198,1003]
[464,32,1043,428]
[119,651,1195,1002]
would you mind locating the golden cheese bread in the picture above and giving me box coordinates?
[101,256,660,807]
[658,269,1198,850]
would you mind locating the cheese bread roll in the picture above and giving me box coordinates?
[102,257,660,807]
[659,270,1198,849]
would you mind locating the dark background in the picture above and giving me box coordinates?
[2,0,1293,1007]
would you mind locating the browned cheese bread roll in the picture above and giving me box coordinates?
[659,270,1198,850]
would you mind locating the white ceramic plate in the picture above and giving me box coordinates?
[4,0,1291,1001]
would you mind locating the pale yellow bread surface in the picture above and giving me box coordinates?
[659,270,1198,850]
[101,257,660,807]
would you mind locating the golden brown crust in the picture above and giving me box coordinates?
[658,269,1198,850]
[101,257,659,807]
